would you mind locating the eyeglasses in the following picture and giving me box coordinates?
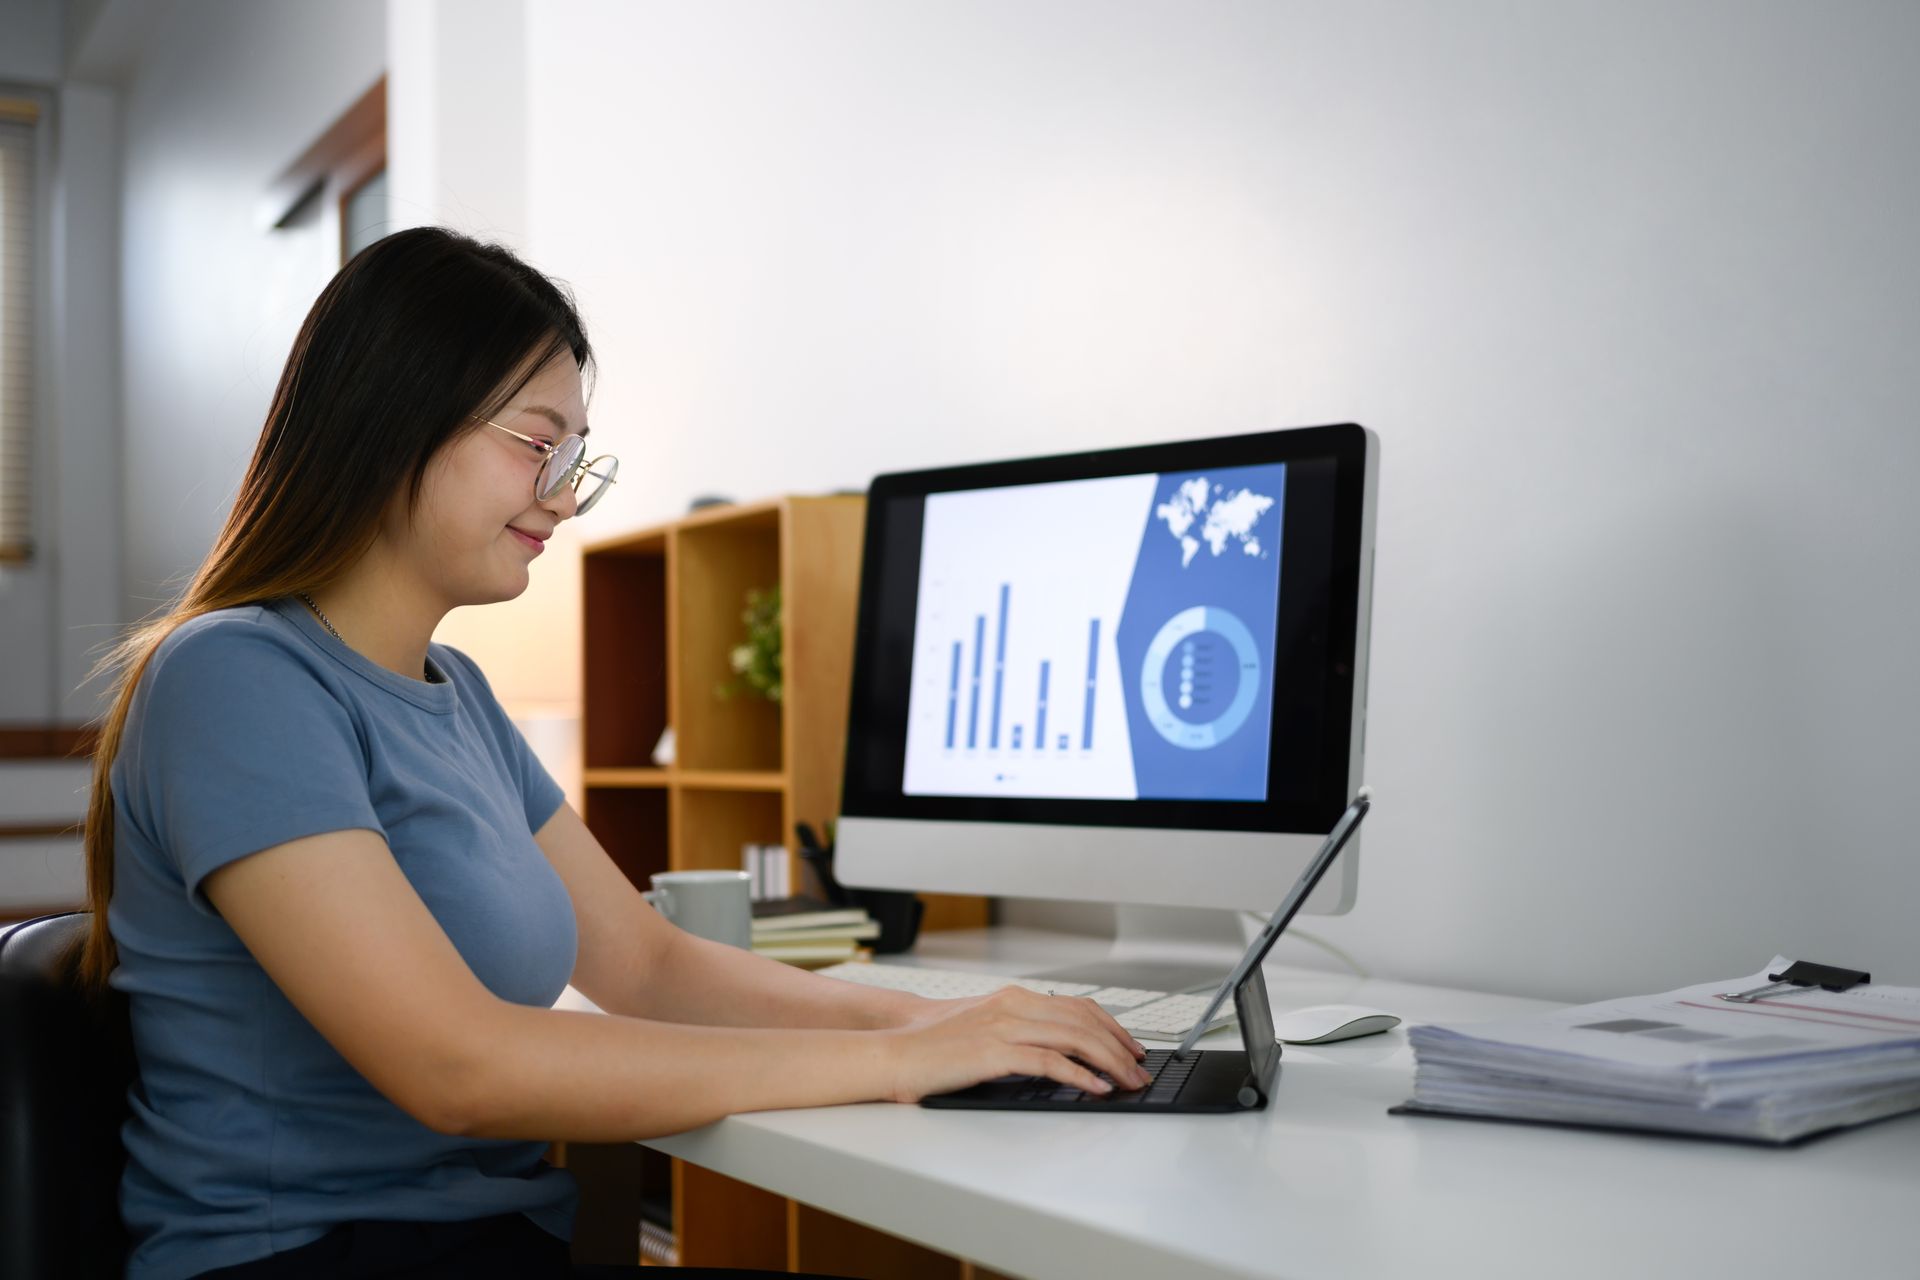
[473,414,619,515]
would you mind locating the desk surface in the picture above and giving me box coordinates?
[568,927,1920,1280]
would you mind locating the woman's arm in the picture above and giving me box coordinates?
[534,800,924,1031]
[204,826,1150,1143]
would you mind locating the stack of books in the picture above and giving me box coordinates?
[1397,958,1920,1144]
[751,896,880,968]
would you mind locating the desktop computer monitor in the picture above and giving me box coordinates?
[835,424,1378,991]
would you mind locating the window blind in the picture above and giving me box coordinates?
[0,97,39,563]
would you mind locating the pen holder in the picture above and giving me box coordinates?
[848,888,924,955]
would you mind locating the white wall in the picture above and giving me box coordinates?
[0,0,61,79]
[45,83,124,725]
[385,0,589,750]
[514,0,1920,1001]
[118,0,385,628]
[23,0,1917,999]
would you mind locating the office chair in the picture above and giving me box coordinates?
[0,910,136,1280]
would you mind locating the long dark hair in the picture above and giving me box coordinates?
[77,227,595,990]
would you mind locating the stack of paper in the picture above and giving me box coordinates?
[750,897,880,967]
[1401,958,1920,1143]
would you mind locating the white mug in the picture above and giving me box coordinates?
[643,870,752,950]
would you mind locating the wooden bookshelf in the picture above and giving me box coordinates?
[577,494,994,1274]
[581,494,988,925]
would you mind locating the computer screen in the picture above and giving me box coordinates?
[900,459,1290,804]
[835,424,1377,983]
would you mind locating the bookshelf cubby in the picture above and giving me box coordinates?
[577,494,996,1274]
[580,494,990,931]
[578,785,668,889]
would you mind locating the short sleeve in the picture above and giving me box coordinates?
[126,622,384,915]
[510,721,566,834]
[437,644,567,834]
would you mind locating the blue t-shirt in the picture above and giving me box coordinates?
[107,595,580,1280]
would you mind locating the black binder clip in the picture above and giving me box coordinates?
[1715,960,1871,1004]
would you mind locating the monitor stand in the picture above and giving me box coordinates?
[1024,904,1258,994]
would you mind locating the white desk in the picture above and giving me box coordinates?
[586,927,1920,1279]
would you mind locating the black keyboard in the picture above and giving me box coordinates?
[922,1044,1266,1112]
[1005,1048,1197,1106]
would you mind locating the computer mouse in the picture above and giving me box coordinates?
[1270,1004,1402,1044]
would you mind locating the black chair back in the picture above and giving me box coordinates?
[0,911,136,1279]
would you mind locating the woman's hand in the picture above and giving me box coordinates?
[878,988,1152,1103]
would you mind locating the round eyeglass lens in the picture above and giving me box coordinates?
[575,455,618,514]
[536,434,588,501]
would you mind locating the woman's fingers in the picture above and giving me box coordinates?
[1086,1000,1149,1059]
[889,988,1157,1099]
[1059,1001,1151,1084]
[1021,1046,1114,1095]
[1008,989,1149,1068]
[1009,1012,1153,1090]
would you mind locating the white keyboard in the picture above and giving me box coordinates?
[814,962,1237,1040]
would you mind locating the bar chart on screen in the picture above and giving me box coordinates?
[934,590,1109,753]
[905,470,1146,801]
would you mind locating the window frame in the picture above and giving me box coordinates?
[259,75,387,268]
[0,87,52,566]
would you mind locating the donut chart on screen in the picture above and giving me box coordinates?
[1138,606,1262,750]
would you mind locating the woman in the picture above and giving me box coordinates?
[78,227,1149,1279]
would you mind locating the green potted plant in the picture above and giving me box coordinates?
[717,585,782,702]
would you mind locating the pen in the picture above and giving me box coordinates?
[794,822,852,906]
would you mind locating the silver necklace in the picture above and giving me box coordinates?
[297,591,344,643]
[298,591,439,683]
